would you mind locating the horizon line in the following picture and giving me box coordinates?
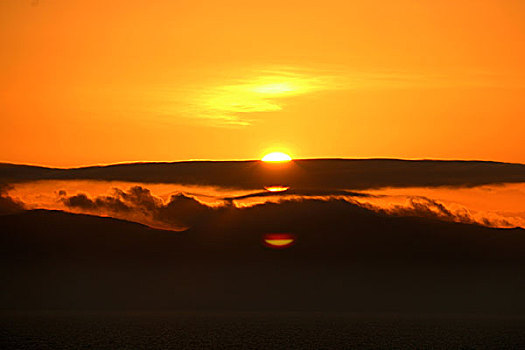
[1,157,524,170]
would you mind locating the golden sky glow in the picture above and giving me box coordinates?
[1,0,525,166]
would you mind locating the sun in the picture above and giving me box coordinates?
[261,152,292,162]
[264,186,289,192]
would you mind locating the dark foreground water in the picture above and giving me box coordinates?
[1,312,525,349]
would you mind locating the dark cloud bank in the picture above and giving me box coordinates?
[0,184,24,215]
[1,158,525,189]
[59,186,214,229]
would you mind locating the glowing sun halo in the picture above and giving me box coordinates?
[261,152,292,162]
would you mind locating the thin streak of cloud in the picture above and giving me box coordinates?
[178,68,335,127]
[222,188,374,201]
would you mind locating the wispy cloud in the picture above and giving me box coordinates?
[168,66,339,127]
[157,64,524,127]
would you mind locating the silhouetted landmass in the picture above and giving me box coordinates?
[2,200,524,313]
[1,158,525,189]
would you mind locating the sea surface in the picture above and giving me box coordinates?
[1,311,525,349]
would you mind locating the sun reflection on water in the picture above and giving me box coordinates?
[263,233,296,249]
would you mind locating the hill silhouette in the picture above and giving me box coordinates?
[1,159,524,189]
[2,200,525,313]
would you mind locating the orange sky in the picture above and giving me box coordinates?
[1,0,524,167]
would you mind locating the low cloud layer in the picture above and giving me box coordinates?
[370,196,515,228]
[0,184,25,215]
[47,184,524,230]
[60,186,216,230]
